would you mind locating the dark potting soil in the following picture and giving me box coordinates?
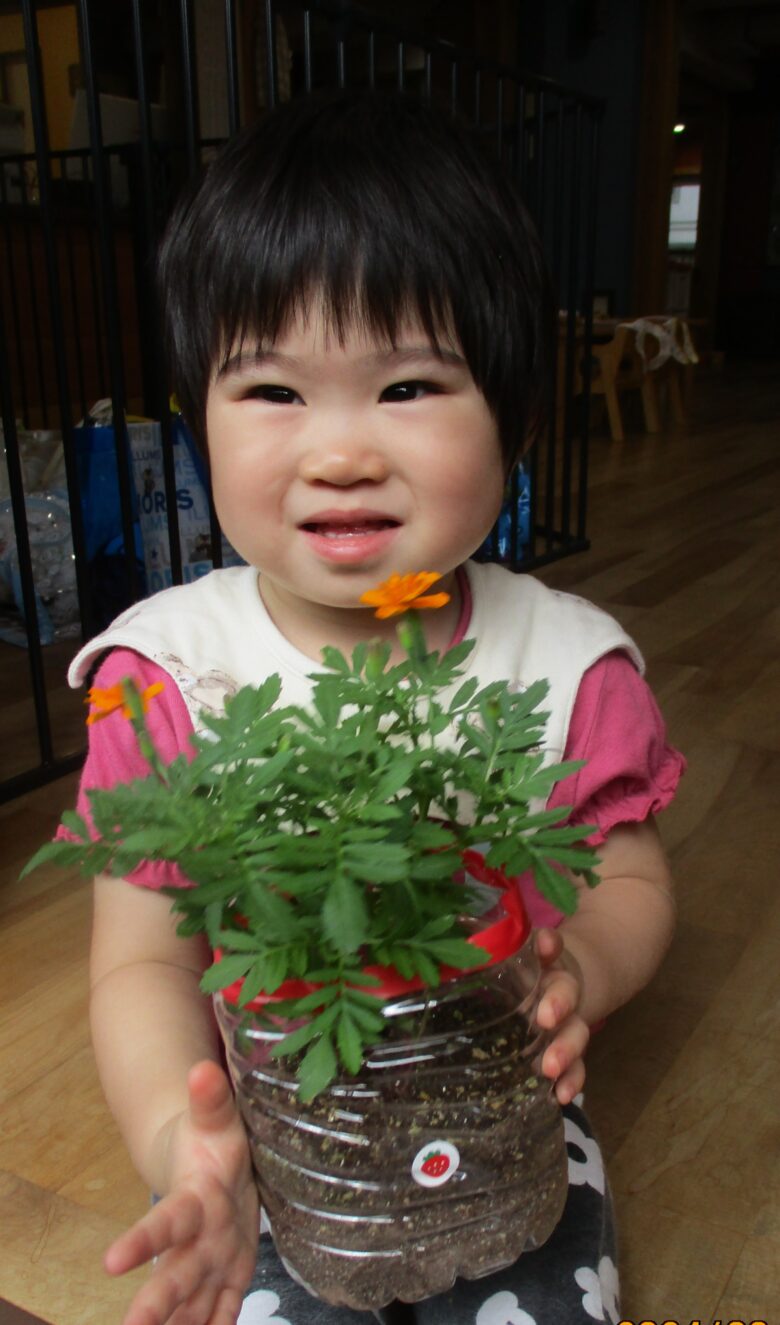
[220,973,569,1310]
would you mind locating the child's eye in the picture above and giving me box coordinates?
[379,380,441,403]
[244,385,302,404]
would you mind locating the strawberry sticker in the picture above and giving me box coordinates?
[411,1140,460,1188]
[422,1151,450,1178]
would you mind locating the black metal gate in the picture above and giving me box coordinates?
[0,0,602,802]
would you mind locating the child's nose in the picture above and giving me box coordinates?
[298,440,389,485]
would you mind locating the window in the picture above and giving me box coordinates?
[668,182,700,250]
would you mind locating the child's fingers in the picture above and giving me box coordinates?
[541,1016,590,1084]
[535,929,585,993]
[209,1287,245,1325]
[168,1273,225,1325]
[534,926,563,964]
[552,1058,586,1106]
[121,1245,216,1325]
[105,1192,204,1275]
[187,1060,237,1133]
[536,971,580,1029]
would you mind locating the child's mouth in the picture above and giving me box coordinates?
[299,515,401,563]
[303,519,396,537]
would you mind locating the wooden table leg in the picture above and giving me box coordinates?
[603,378,625,442]
[640,373,662,432]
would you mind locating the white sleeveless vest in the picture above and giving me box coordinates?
[68,561,642,775]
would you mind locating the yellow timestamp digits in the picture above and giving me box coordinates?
[617,1319,769,1325]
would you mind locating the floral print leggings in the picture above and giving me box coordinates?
[237,1099,620,1325]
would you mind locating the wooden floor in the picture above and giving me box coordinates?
[1,361,779,1324]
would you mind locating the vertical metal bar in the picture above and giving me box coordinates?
[513,81,537,558]
[179,0,199,176]
[535,88,546,236]
[536,94,566,557]
[576,106,601,544]
[225,0,241,136]
[397,41,405,91]
[522,92,540,585]
[0,296,52,762]
[304,10,313,93]
[166,0,220,581]
[60,154,89,424]
[76,0,139,601]
[84,155,108,398]
[130,2,159,383]
[515,82,527,195]
[337,30,346,88]
[22,0,93,634]
[534,89,556,555]
[367,28,375,90]
[474,67,481,126]
[542,307,559,559]
[162,0,217,579]
[450,60,458,115]
[132,0,183,585]
[552,98,565,281]
[424,50,432,100]
[18,159,49,427]
[561,102,584,544]
[265,0,278,109]
[0,165,32,427]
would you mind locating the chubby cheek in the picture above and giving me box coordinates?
[427,439,504,536]
[208,458,285,563]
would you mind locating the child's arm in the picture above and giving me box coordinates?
[90,874,259,1325]
[534,815,675,1104]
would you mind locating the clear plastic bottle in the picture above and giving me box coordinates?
[216,935,568,1311]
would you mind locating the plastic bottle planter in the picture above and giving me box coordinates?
[215,934,567,1311]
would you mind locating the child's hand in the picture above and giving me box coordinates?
[534,927,590,1106]
[105,1060,259,1325]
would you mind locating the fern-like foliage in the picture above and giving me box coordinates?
[24,634,599,1099]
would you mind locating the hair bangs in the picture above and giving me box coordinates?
[209,178,462,381]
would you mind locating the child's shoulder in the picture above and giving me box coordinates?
[466,560,641,665]
[68,566,258,690]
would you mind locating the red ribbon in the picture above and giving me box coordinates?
[217,851,530,1013]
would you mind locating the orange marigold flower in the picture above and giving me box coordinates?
[360,571,451,620]
[85,680,164,725]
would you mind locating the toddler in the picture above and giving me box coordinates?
[64,90,683,1325]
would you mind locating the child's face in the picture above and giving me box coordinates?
[205,304,504,646]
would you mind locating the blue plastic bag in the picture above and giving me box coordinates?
[478,466,530,563]
[74,422,141,563]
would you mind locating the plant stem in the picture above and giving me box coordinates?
[121,679,170,785]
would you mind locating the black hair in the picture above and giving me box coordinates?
[158,89,554,470]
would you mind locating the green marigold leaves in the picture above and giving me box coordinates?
[27,629,602,1099]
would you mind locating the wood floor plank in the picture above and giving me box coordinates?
[714,1229,780,1323]
[611,1191,742,1321]
[0,1046,122,1194]
[610,1017,780,1237]
[0,1171,143,1325]
[56,1141,148,1225]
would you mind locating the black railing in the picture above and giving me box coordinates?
[0,0,602,802]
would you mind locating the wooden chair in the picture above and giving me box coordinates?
[578,322,663,442]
